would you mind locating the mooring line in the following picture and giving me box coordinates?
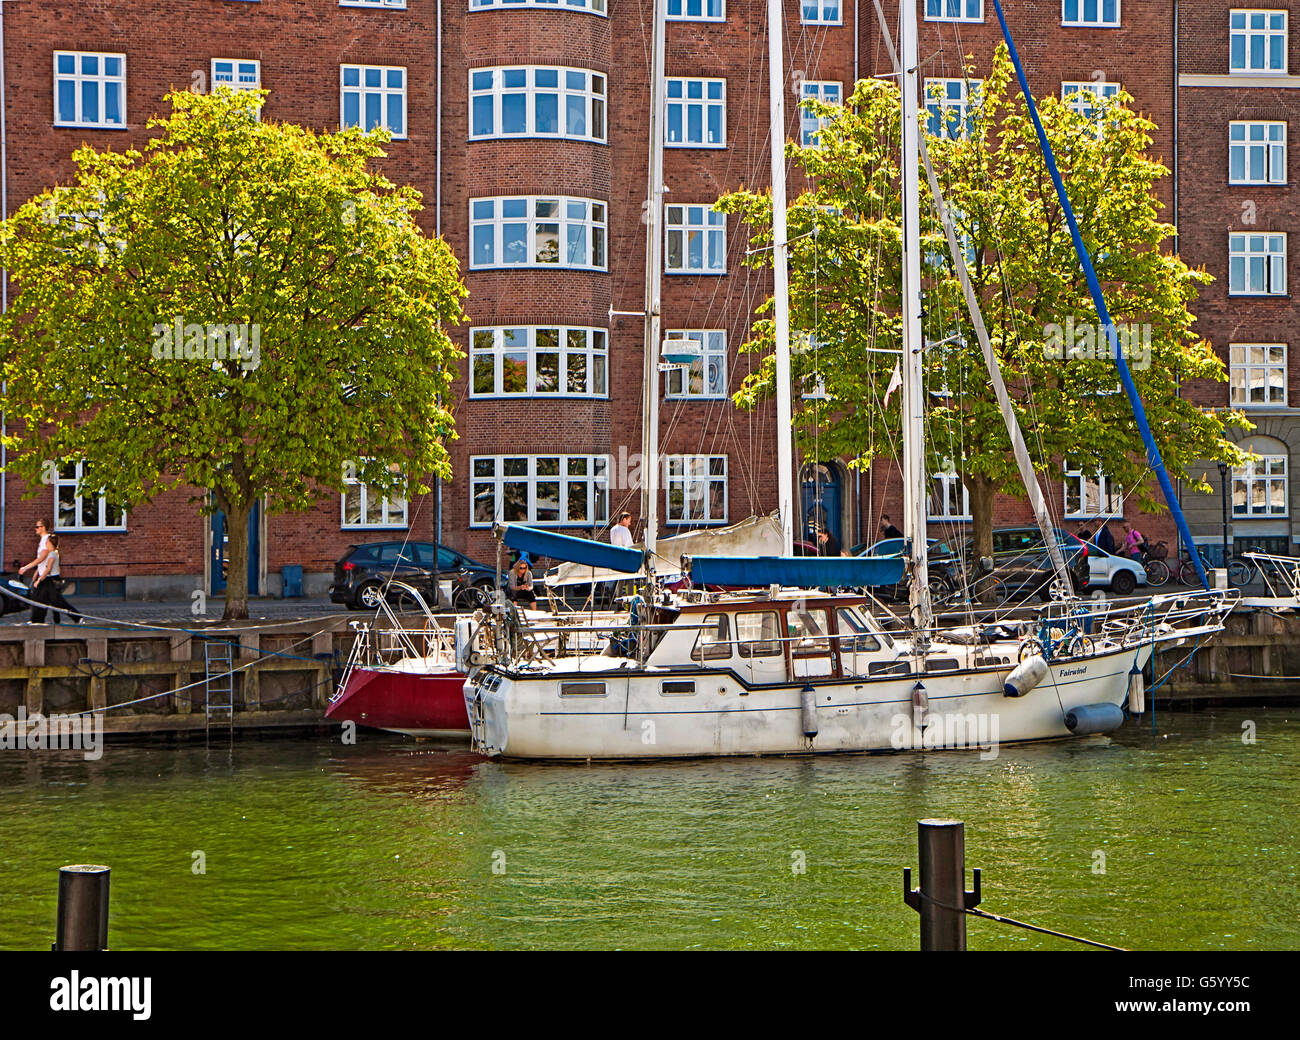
[912,888,1127,951]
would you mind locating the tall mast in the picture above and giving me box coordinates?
[768,0,795,555]
[899,0,933,634]
[640,0,667,557]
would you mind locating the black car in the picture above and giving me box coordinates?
[961,527,1090,602]
[329,541,501,611]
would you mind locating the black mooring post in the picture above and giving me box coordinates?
[903,819,981,951]
[53,864,110,952]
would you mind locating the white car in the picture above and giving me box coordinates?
[1082,542,1147,595]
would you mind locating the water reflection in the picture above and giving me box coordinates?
[1,710,1297,950]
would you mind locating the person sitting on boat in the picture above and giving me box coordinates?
[879,515,904,540]
[815,526,841,557]
[507,556,537,609]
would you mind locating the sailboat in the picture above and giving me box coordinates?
[456,0,1235,759]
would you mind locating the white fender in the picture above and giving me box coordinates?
[1004,654,1048,698]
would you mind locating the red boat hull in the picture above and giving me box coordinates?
[326,665,469,737]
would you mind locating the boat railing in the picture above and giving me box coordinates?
[1242,551,1300,600]
[1034,588,1236,650]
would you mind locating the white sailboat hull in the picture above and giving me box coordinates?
[465,643,1150,760]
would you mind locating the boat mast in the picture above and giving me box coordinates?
[899,0,933,635]
[640,0,668,557]
[768,0,795,555]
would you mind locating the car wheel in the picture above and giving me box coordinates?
[1111,570,1136,596]
[355,580,385,610]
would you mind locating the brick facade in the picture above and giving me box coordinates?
[0,1,1292,596]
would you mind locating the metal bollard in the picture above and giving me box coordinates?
[53,864,110,952]
[903,820,980,951]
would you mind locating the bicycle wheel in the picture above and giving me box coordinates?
[1062,634,1094,658]
[1177,559,1203,585]
[972,575,1006,604]
[1227,560,1253,587]
[1144,559,1170,587]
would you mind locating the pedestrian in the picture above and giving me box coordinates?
[1119,519,1145,559]
[18,518,54,620]
[508,556,537,610]
[610,511,634,548]
[879,515,904,540]
[30,534,80,624]
[1096,520,1117,555]
[816,526,841,557]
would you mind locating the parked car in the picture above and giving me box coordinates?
[857,537,961,603]
[329,541,500,611]
[961,527,1091,602]
[1076,540,1147,595]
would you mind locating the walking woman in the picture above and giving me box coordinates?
[31,535,81,624]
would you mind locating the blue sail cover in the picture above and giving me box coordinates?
[499,524,644,573]
[685,555,905,588]
[989,0,1211,593]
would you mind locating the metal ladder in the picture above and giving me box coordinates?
[203,640,235,737]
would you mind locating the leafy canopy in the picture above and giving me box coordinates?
[717,48,1247,538]
[0,87,467,523]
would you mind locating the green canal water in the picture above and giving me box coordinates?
[1,707,1297,951]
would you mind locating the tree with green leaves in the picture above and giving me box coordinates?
[0,88,466,618]
[718,47,1248,567]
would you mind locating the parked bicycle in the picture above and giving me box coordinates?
[1176,545,1253,587]
[1137,540,1171,587]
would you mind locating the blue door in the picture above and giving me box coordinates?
[801,463,842,547]
[211,500,260,594]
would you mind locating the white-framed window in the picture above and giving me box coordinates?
[1064,469,1123,519]
[341,0,407,7]
[1062,0,1119,27]
[212,59,260,92]
[665,455,728,525]
[212,60,262,120]
[469,0,606,13]
[925,78,981,139]
[340,65,406,138]
[470,326,608,397]
[797,334,830,399]
[665,78,725,148]
[801,0,841,25]
[668,0,724,19]
[1231,9,1288,73]
[926,0,982,21]
[470,455,609,527]
[1062,81,1121,122]
[55,462,126,532]
[1230,343,1288,407]
[1229,233,1287,295]
[53,52,125,129]
[665,329,726,399]
[469,66,606,143]
[342,465,408,529]
[1230,121,1287,184]
[470,196,607,270]
[1233,455,1288,516]
[928,462,970,521]
[800,81,842,147]
[666,205,725,274]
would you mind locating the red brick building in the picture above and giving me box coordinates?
[0,1,1292,598]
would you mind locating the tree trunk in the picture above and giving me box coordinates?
[966,474,998,604]
[222,500,252,621]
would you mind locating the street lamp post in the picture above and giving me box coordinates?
[1217,461,1230,569]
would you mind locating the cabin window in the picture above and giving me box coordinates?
[661,679,697,696]
[836,609,883,652]
[735,611,781,657]
[788,608,832,655]
[560,681,606,696]
[691,613,732,661]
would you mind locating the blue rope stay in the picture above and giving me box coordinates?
[989,0,1212,592]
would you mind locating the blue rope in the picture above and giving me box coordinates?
[988,1,1212,593]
